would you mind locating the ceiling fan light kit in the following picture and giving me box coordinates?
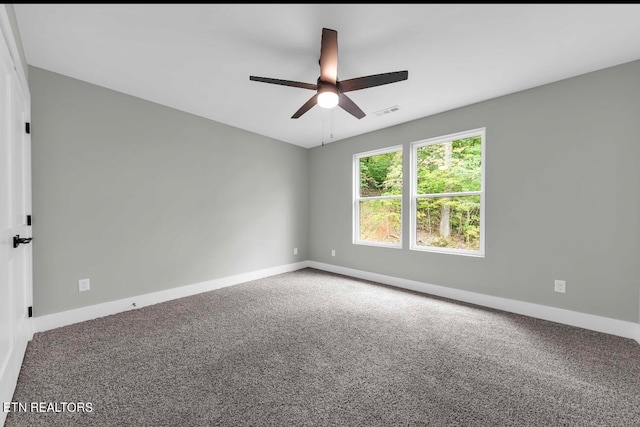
[250,28,408,119]
[317,83,339,108]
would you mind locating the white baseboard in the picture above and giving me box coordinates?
[34,261,310,333]
[308,261,640,344]
[33,260,640,345]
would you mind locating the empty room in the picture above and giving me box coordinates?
[1,4,639,426]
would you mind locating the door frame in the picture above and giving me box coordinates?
[0,4,32,340]
[0,6,32,427]
[0,7,29,96]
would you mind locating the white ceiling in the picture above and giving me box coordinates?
[14,4,640,149]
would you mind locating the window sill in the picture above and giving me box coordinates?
[354,240,402,249]
[410,245,485,258]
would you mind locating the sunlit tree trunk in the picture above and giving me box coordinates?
[439,141,452,238]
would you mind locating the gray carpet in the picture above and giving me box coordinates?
[6,268,640,426]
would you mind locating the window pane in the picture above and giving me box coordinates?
[359,150,402,197]
[417,136,481,194]
[359,199,401,244]
[416,195,480,250]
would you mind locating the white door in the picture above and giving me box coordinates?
[0,24,32,424]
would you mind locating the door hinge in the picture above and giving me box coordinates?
[28,306,33,318]
[25,122,31,134]
[27,215,32,226]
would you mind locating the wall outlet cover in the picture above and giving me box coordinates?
[78,278,91,292]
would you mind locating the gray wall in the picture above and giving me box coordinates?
[30,66,309,316]
[309,60,640,323]
[28,59,640,324]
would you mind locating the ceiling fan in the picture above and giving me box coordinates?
[250,28,408,120]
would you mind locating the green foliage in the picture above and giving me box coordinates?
[415,136,482,250]
[417,137,481,195]
[357,136,482,250]
[359,150,402,196]
[430,237,454,248]
[416,195,481,250]
[359,199,401,244]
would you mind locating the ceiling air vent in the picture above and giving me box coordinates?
[374,105,400,117]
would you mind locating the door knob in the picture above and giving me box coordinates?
[13,235,32,248]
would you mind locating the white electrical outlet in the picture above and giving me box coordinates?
[331,249,336,257]
[554,280,566,293]
[294,248,298,255]
[78,278,91,292]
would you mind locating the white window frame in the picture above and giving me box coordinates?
[410,128,485,257]
[353,145,403,248]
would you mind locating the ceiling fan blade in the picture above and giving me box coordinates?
[338,93,365,119]
[250,76,317,91]
[338,71,408,93]
[292,94,318,119]
[319,28,338,84]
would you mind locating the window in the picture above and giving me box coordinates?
[411,128,485,256]
[353,146,403,247]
